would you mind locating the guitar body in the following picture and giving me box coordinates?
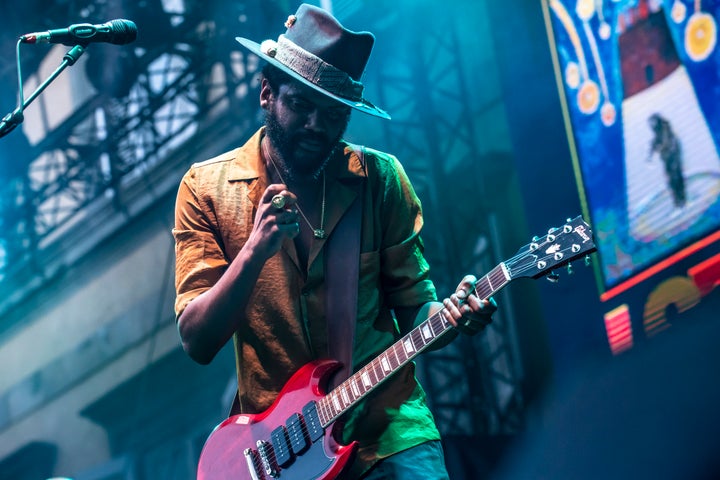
[197,359,358,480]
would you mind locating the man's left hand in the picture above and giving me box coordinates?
[442,274,496,335]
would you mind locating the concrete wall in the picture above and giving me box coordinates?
[0,196,179,475]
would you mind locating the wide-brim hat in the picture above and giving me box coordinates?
[236,3,390,119]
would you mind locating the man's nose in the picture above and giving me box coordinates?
[304,108,326,132]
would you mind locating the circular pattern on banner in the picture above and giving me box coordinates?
[685,12,717,62]
[575,0,595,21]
[671,0,688,23]
[578,80,601,114]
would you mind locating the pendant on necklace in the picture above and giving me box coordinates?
[313,229,326,239]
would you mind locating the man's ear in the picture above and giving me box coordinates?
[259,78,272,109]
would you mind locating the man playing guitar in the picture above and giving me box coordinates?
[174,4,496,479]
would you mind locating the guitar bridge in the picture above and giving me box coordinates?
[243,448,262,480]
[257,439,280,478]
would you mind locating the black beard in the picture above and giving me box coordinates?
[264,107,347,183]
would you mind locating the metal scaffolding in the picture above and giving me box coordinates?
[0,0,282,316]
[356,7,526,436]
[0,1,525,477]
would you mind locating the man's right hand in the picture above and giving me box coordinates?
[248,184,300,259]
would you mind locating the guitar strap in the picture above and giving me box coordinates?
[229,147,366,416]
[325,146,365,389]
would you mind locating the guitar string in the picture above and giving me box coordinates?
[321,241,588,413]
[250,237,591,464]
[264,421,315,465]
[316,250,588,425]
[320,243,590,422]
[286,243,590,426]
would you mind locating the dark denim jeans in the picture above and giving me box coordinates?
[361,441,450,480]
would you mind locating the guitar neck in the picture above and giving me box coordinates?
[316,262,511,426]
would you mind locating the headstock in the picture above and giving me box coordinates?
[505,216,597,281]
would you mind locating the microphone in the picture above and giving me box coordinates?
[20,19,137,46]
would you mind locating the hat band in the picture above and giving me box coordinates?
[262,36,365,102]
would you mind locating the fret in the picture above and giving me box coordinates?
[325,394,334,414]
[320,261,512,426]
[474,275,493,299]
[372,358,385,383]
[371,361,381,384]
[316,400,325,425]
[421,322,433,341]
[380,355,391,374]
[331,392,342,412]
[403,336,416,356]
[438,311,449,328]
[410,329,422,350]
[367,362,378,386]
[487,271,496,291]
[326,394,335,415]
[340,386,350,406]
[413,325,427,350]
[390,345,399,366]
[428,316,438,337]
[393,342,406,365]
[490,268,505,287]
[379,357,388,379]
[383,352,393,372]
[317,398,329,425]
[392,344,402,367]
[384,352,394,372]
[351,378,361,397]
[360,369,372,389]
[486,265,509,295]
[320,269,497,427]
[431,312,445,334]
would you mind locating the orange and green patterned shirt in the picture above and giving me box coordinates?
[174,128,440,476]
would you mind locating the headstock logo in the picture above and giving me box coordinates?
[574,225,591,242]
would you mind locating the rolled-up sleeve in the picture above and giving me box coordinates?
[173,169,228,317]
[381,234,435,306]
[377,155,437,307]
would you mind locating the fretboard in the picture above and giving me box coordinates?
[315,262,510,426]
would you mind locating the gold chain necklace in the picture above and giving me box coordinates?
[263,139,327,239]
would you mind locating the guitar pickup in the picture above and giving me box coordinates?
[286,413,310,454]
[302,402,324,442]
[270,425,292,467]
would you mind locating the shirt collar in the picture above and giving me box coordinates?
[227,127,368,182]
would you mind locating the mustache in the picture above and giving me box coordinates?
[293,132,331,145]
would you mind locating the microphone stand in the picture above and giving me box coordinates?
[0,43,86,139]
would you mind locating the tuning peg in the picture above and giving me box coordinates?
[567,263,574,275]
[546,271,560,283]
[584,255,592,267]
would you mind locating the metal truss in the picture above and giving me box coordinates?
[357,8,526,436]
[0,0,283,295]
[0,1,525,476]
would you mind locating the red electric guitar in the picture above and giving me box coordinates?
[197,216,597,480]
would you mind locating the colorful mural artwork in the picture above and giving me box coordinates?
[545,0,720,292]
